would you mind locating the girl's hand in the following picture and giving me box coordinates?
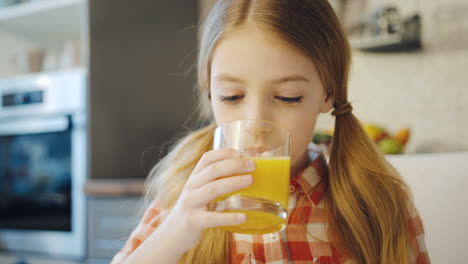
[160,149,255,252]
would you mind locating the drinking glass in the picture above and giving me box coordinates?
[208,119,291,234]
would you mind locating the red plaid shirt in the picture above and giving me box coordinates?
[111,144,430,264]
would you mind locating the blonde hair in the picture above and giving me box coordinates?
[144,0,415,263]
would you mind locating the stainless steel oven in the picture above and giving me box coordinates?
[0,69,86,260]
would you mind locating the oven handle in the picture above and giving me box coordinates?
[0,115,71,136]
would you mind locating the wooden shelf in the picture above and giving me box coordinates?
[350,33,421,52]
[0,0,84,47]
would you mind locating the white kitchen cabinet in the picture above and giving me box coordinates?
[87,196,147,262]
[0,0,83,47]
[0,0,85,78]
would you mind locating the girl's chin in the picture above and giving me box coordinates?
[290,150,309,174]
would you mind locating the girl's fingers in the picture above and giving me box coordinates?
[189,174,253,208]
[187,158,255,190]
[191,149,241,176]
[198,211,247,229]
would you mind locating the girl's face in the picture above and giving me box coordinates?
[209,25,334,174]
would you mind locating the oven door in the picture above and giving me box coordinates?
[0,113,86,259]
[0,115,72,231]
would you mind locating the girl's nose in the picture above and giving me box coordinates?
[244,96,272,127]
[245,120,273,136]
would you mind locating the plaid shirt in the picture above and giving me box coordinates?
[111,144,430,264]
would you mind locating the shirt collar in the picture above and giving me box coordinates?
[290,143,329,206]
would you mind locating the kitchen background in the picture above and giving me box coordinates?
[0,0,467,263]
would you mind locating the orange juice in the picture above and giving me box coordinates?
[211,156,290,234]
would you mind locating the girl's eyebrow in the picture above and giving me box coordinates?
[213,74,310,84]
[214,74,247,84]
[271,75,310,84]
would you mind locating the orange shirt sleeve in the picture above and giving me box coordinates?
[110,199,163,264]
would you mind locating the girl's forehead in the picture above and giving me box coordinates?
[216,25,299,57]
[210,26,319,84]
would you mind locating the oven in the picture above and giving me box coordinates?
[0,69,87,259]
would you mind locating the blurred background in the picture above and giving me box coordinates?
[0,0,466,263]
[316,0,468,155]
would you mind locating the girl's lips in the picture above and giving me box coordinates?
[245,146,267,154]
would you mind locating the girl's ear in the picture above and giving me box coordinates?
[319,89,334,113]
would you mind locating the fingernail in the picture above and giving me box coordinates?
[242,174,252,184]
[237,213,247,223]
[232,150,242,158]
[245,160,255,170]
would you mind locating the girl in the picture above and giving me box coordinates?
[111,0,430,263]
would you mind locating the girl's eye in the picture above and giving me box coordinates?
[275,96,303,103]
[219,95,304,104]
[220,95,244,102]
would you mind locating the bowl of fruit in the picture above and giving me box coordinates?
[364,124,410,154]
[312,124,410,155]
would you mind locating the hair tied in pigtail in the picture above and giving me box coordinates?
[332,101,353,116]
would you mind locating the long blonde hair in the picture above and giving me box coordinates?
[144,0,415,263]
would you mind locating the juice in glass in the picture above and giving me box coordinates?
[211,156,290,234]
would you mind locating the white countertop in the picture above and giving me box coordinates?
[387,152,468,263]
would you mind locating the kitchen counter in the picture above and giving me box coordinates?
[84,179,145,197]
[386,151,468,264]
